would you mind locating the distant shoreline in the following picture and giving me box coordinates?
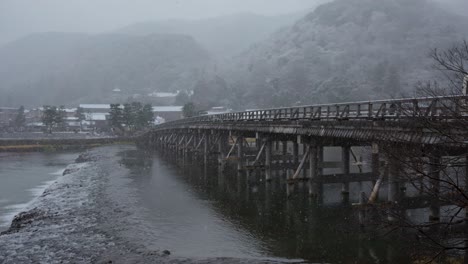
[0,137,133,152]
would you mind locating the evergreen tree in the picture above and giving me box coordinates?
[75,107,86,130]
[183,102,197,118]
[140,104,154,128]
[122,103,134,130]
[109,104,123,129]
[42,106,58,133]
[13,106,26,130]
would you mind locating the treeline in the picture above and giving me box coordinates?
[108,102,153,131]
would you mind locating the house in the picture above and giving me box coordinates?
[79,104,112,113]
[0,107,18,128]
[152,106,183,122]
[83,112,109,131]
[205,106,232,116]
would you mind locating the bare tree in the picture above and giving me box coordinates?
[369,41,468,262]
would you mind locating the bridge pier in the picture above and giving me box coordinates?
[341,145,351,201]
[265,137,272,181]
[237,135,244,172]
[308,141,320,198]
[388,156,400,222]
[429,154,441,223]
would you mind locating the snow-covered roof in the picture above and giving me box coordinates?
[152,106,183,112]
[66,121,81,126]
[79,104,111,109]
[149,92,179,98]
[112,88,121,92]
[65,117,79,120]
[64,108,77,113]
[26,122,45,126]
[85,113,108,121]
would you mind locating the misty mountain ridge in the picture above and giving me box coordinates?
[1,0,468,109]
[223,0,468,108]
[0,32,211,106]
[115,12,307,58]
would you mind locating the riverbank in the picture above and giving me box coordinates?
[0,137,133,152]
[0,146,295,264]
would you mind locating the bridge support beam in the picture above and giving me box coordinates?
[237,136,244,172]
[308,140,319,198]
[388,156,400,222]
[372,143,380,186]
[203,132,209,165]
[265,137,272,181]
[341,145,351,201]
[282,140,288,170]
[293,140,299,166]
[429,154,441,223]
[218,134,228,167]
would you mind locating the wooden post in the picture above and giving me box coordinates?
[465,150,468,256]
[302,143,309,179]
[387,156,400,222]
[359,192,366,228]
[203,132,208,165]
[265,138,272,181]
[429,154,441,223]
[308,142,318,197]
[282,140,288,170]
[293,140,299,165]
[237,135,244,172]
[372,143,380,186]
[218,134,227,167]
[342,145,350,199]
[388,157,399,203]
[318,146,324,176]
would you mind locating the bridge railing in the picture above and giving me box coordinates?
[156,95,468,129]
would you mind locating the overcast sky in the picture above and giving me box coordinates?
[0,0,328,45]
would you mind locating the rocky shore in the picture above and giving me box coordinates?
[0,146,298,264]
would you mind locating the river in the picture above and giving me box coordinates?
[115,148,414,263]
[0,146,416,263]
[0,152,79,231]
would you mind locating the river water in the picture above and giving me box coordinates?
[116,148,414,263]
[0,152,78,231]
[0,147,416,263]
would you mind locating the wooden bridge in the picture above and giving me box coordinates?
[139,95,468,223]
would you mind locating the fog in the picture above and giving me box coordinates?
[0,0,329,45]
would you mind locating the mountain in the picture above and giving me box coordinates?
[0,33,211,106]
[224,0,468,108]
[116,12,305,58]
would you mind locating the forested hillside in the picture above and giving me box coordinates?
[220,0,468,108]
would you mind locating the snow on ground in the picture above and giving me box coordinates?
[0,146,298,264]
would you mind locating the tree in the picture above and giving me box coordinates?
[75,107,85,131]
[41,105,62,133]
[140,104,154,128]
[122,103,133,131]
[175,91,191,105]
[182,102,197,118]
[371,40,468,262]
[55,105,66,130]
[13,106,26,130]
[120,102,153,132]
[109,104,123,129]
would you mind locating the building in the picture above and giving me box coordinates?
[79,104,112,113]
[205,106,232,116]
[0,107,17,129]
[152,106,183,122]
